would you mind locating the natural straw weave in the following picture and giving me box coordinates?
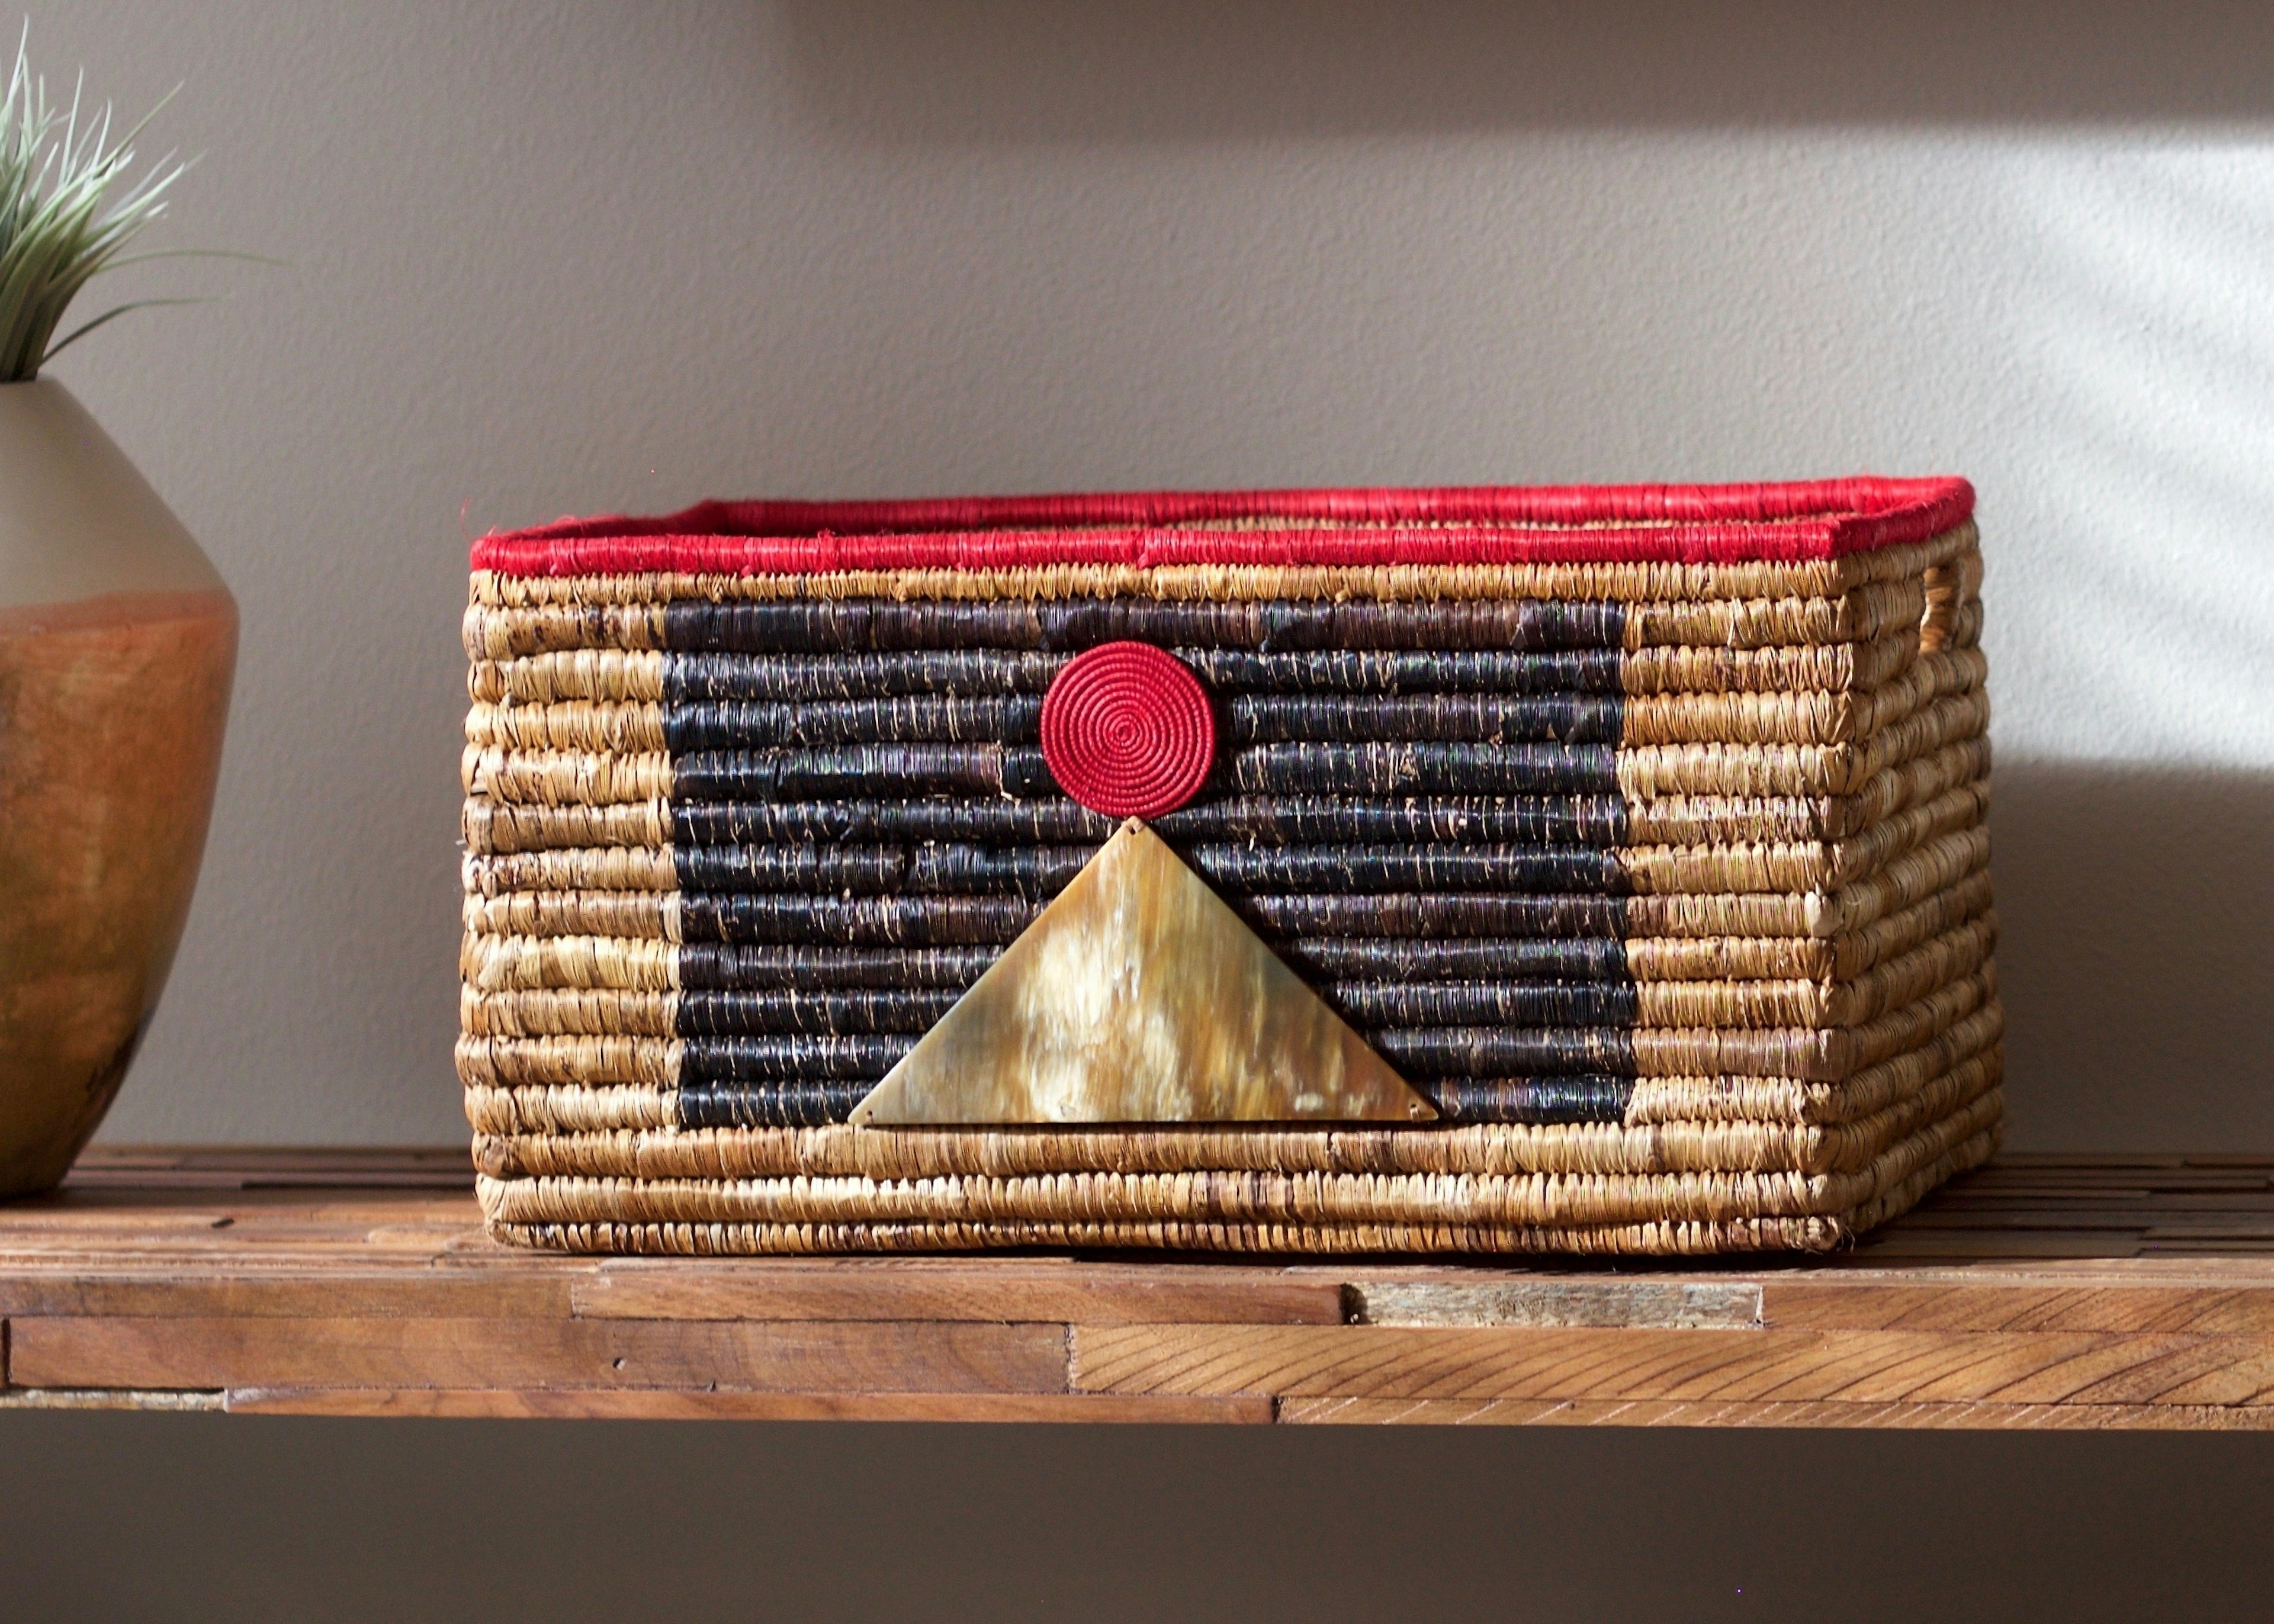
[460,477,2002,1255]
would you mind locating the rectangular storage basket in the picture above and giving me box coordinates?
[460,477,2002,1255]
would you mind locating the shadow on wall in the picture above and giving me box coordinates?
[775,0,2274,140]
[1993,760,2274,1150]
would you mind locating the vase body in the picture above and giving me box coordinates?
[0,380,236,1195]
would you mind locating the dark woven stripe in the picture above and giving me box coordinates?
[1239,893,1626,940]
[634,607,1653,1128]
[662,598,1624,654]
[1224,744,1620,796]
[677,944,1001,991]
[1227,694,1621,746]
[676,743,1621,800]
[672,846,909,895]
[677,988,961,1036]
[662,648,1630,702]
[676,978,1647,1033]
[1181,648,1627,695]
[1191,845,1622,895]
[676,799,1116,844]
[675,747,1054,800]
[675,842,1623,898]
[679,891,1621,944]
[667,651,1064,702]
[672,795,1627,847]
[675,1075,1634,1129]
[1327,980,1639,1027]
[1279,937,1630,982]
[666,696,1043,751]
[665,694,1623,751]
[678,844,1082,899]
[904,845,1091,897]
[676,938,1628,991]
[676,1082,871,1128]
[1166,797,1629,846]
[1369,1027,1638,1078]
[677,894,1040,946]
[1421,1076,1636,1125]
[680,1034,916,1083]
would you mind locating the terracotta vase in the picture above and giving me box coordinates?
[0,380,236,1196]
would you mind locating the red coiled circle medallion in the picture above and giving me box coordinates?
[1040,642,1216,819]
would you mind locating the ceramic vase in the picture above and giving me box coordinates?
[0,380,236,1195]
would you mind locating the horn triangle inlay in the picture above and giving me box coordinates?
[849,821,1435,1125]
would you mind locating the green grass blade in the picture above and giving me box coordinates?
[37,295,202,361]
[0,29,214,380]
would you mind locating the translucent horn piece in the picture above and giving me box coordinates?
[850,820,1435,1126]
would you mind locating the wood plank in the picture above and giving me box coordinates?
[0,1274,574,1320]
[11,1189,480,1219]
[2147,1240,2274,1255]
[1984,1153,2193,1168]
[63,1146,476,1190]
[2,1148,2274,1430]
[573,1262,1346,1326]
[1277,1397,2274,1430]
[1764,1282,2274,1334]
[1888,1211,2179,1231]
[56,1169,474,1191]
[11,1316,1071,1395]
[72,1146,471,1175]
[1069,1324,2274,1408]
[1848,1233,2145,1259]
[0,1209,239,1233]
[224,1388,1268,1423]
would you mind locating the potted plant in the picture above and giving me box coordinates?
[0,34,235,1194]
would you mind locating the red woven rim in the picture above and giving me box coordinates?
[1039,644,1216,820]
[473,476,1974,575]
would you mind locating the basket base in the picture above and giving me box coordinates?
[478,1104,2000,1258]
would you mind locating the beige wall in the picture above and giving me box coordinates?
[30,0,2274,1146]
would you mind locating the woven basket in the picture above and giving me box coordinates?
[461,478,2001,1255]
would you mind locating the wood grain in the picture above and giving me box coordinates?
[573,1263,1345,1326]
[0,1274,574,1320]
[4,1149,2274,1426]
[224,1388,1270,1422]
[1763,1282,2274,1334]
[1070,1324,2274,1408]
[1277,1397,2274,1430]
[11,1316,1069,1395]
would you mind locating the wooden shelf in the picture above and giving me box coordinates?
[4,1148,2272,1427]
